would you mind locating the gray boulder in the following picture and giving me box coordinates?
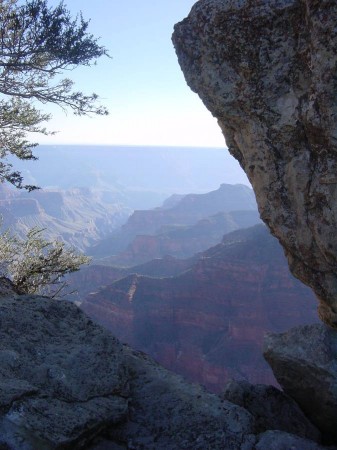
[0,291,256,449]
[221,379,321,442]
[264,324,337,444]
[0,293,129,449]
[104,348,256,450]
[256,431,332,450]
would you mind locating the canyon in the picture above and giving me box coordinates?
[81,225,318,393]
[12,145,246,208]
[0,184,130,251]
[1,0,337,446]
[89,183,260,265]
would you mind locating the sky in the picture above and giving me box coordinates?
[38,0,227,148]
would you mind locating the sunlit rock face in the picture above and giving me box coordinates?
[172,0,337,328]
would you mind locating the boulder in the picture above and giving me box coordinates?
[0,291,256,449]
[264,324,337,444]
[0,293,129,449]
[255,431,331,450]
[221,379,321,442]
[107,348,256,450]
[172,0,337,328]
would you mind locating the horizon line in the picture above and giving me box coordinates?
[36,143,228,150]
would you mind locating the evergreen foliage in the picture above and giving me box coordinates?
[0,0,109,189]
[0,225,90,297]
[0,1,102,295]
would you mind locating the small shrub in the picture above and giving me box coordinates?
[0,226,90,297]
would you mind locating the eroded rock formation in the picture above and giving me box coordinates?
[89,183,258,261]
[0,184,130,251]
[81,225,318,392]
[172,0,337,328]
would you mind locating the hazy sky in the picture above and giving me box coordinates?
[39,0,226,147]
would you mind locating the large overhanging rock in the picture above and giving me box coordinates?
[172,0,337,328]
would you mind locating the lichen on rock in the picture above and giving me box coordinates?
[172,0,337,328]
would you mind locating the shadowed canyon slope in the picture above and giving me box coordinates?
[81,226,318,393]
[172,0,337,328]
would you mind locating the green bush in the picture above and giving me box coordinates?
[0,226,90,297]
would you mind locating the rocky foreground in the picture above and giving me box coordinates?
[0,285,335,449]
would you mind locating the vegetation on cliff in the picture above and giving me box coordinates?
[0,225,90,296]
[0,0,108,190]
[0,0,107,293]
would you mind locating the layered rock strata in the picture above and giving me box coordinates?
[101,210,261,267]
[81,225,318,392]
[89,183,257,261]
[172,0,337,328]
[0,185,130,251]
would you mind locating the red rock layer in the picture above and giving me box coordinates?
[81,226,318,393]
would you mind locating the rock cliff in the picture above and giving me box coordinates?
[68,256,194,299]
[99,210,261,267]
[172,0,337,328]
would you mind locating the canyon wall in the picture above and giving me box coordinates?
[172,0,337,328]
[81,226,318,392]
[0,185,129,251]
[89,183,258,261]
